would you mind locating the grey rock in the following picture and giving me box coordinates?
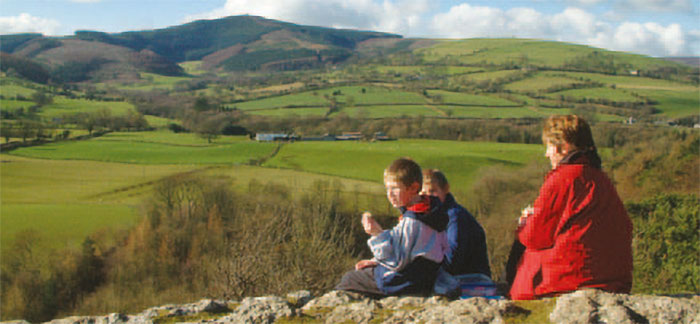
[286,290,313,308]
[302,290,364,310]
[415,297,508,324]
[550,289,700,324]
[193,299,229,314]
[325,299,378,324]
[219,296,294,323]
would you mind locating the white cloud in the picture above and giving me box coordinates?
[185,0,429,36]
[618,0,694,12]
[430,4,695,56]
[612,22,687,56]
[0,13,61,35]
[186,0,698,56]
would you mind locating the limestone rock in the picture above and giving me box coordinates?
[219,295,294,323]
[550,289,700,324]
[325,299,378,324]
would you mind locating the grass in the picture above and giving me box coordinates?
[504,73,582,93]
[8,135,276,164]
[418,38,679,70]
[503,298,556,324]
[560,72,698,91]
[454,70,523,83]
[263,139,543,191]
[643,89,700,118]
[144,115,179,128]
[96,131,251,146]
[0,203,139,251]
[317,86,426,105]
[0,154,199,205]
[338,105,442,118]
[231,92,327,110]
[545,87,643,103]
[427,90,519,106]
[0,99,35,111]
[443,106,569,119]
[40,97,136,118]
[179,61,208,75]
[247,107,329,117]
[0,152,385,252]
[0,84,36,98]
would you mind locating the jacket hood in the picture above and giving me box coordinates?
[400,195,448,232]
[559,147,602,169]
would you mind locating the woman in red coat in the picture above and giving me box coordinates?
[509,115,633,300]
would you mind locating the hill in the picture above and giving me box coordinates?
[0,15,402,76]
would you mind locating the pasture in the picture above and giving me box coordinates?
[40,97,136,118]
[503,73,582,93]
[427,90,519,106]
[263,139,544,191]
[7,133,275,164]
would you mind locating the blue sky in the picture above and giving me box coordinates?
[1,0,698,57]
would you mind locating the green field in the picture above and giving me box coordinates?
[338,105,441,118]
[0,99,35,111]
[561,72,698,91]
[263,139,543,190]
[8,133,276,164]
[248,107,329,117]
[427,90,519,106]
[0,84,36,98]
[643,89,700,118]
[504,73,582,93]
[418,38,679,69]
[545,87,643,103]
[319,86,426,105]
[40,97,136,117]
[231,91,327,110]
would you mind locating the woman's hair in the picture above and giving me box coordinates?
[542,115,596,151]
[423,169,449,190]
[384,157,422,189]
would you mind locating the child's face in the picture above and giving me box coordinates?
[384,175,419,208]
[421,182,448,202]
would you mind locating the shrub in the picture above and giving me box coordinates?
[627,194,699,294]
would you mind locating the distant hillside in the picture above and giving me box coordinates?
[0,15,695,83]
[1,15,402,75]
[664,57,700,68]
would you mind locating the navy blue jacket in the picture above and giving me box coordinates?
[442,194,491,278]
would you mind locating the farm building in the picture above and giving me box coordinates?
[302,134,337,141]
[255,133,297,141]
[336,132,363,141]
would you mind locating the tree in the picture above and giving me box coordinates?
[31,91,53,106]
[193,97,212,112]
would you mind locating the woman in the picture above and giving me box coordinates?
[509,115,632,300]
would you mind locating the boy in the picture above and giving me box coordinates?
[422,169,491,278]
[335,158,449,296]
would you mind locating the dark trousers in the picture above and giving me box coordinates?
[335,267,385,297]
[505,238,526,290]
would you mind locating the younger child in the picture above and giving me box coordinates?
[422,169,491,278]
[335,158,449,296]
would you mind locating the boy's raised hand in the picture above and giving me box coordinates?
[361,211,383,236]
[355,259,378,270]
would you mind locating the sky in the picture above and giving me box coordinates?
[1,0,698,57]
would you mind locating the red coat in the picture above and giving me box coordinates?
[509,152,632,300]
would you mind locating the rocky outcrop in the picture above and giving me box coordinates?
[10,289,698,324]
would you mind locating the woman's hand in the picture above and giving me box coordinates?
[362,211,383,236]
[355,259,378,270]
[519,205,534,226]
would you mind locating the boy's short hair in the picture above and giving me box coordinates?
[384,157,422,189]
[423,169,449,190]
[542,115,596,151]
